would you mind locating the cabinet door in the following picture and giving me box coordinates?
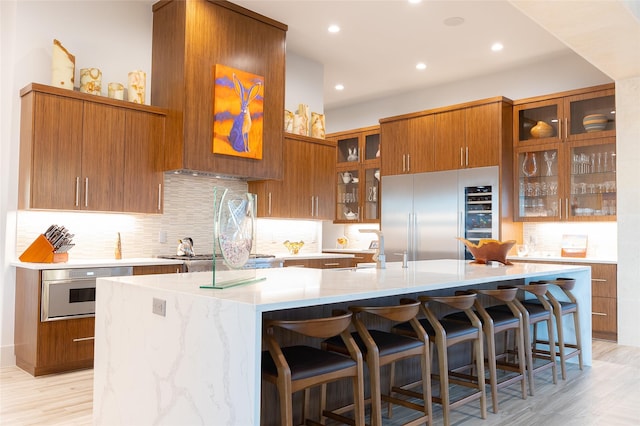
[311,142,335,219]
[515,144,562,221]
[39,317,95,373]
[565,88,616,142]
[407,114,435,173]
[123,110,165,213]
[380,119,409,175]
[82,103,125,211]
[284,138,313,218]
[466,103,500,168]
[514,98,562,147]
[29,93,83,210]
[434,109,465,171]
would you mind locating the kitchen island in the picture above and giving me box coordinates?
[93,260,591,425]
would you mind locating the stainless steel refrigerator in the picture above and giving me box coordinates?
[381,166,500,262]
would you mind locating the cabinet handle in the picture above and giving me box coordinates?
[311,196,314,217]
[565,198,569,219]
[407,154,411,172]
[84,177,89,207]
[324,263,340,266]
[268,192,272,216]
[460,147,464,167]
[402,154,406,172]
[592,312,607,317]
[465,147,469,166]
[315,196,319,217]
[565,117,568,139]
[73,336,95,342]
[157,183,162,211]
[558,119,562,141]
[592,278,608,282]
[75,177,80,207]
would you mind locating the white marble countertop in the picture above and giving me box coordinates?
[10,257,184,270]
[100,259,590,313]
[509,255,617,264]
[272,252,355,261]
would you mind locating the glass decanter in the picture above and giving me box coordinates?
[522,152,538,177]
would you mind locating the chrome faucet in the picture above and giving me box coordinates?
[359,229,385,269]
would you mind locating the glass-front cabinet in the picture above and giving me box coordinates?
[514,84,616,222]
[514,84,616,146]
[516,138,616,221]
[329,125,381,223]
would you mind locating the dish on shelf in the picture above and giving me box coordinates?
[582,114,608,132]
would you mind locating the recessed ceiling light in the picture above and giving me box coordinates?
[416,62,427,70]
[408,0,422,4]
[328,24,340,33]
[335,84,344,91]
[443,16,465,27]
[491,42,504,52]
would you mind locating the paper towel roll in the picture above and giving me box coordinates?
[128,70,146,104]
[51,39,75,90]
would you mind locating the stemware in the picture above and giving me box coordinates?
[544,151,556,177]
[522,152,538,177]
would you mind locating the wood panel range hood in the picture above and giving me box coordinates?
[151,0,287,180]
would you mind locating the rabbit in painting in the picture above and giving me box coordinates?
[229,73,262,152]
[347,147,359,161]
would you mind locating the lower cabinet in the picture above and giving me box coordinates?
[14,264,182,376]
[323,251,376,268]
[283,257,352,269]
[515,260,617,341]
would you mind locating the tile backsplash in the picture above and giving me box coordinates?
[522,222,617,260]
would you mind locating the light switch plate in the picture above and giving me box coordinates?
[152,298,166,316]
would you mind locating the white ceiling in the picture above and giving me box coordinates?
[234,0,576,110]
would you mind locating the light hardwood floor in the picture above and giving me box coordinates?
[1,340,639,425]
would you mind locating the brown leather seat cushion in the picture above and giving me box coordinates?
[492,301,551,320]
[262,345,357,381]
[525,299,577,312]
[324,329,423,357]
[445,309,519,327]
[393,318,479,339]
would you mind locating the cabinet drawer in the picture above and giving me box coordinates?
[590,263,617,298]
[351,253,375,266]
[592,296,617,341]
[37,317,95,375]
[284,258,352,269]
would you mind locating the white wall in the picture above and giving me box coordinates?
[285,54,324,115]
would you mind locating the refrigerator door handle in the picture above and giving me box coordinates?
[407,212,412,257]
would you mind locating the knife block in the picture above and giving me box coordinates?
[19,234,68,263]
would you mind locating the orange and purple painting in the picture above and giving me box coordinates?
[212,64,264,159]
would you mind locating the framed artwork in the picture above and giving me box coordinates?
[212,64,264,159]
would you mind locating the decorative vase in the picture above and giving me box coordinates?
[522,152,537,177]
[80,68,102,95]
[51,39,75,90]
[583,114,608,132]
[530,121,554,138]
[216,189,254,269]
[108,82,125,100]
[127,70,146,104]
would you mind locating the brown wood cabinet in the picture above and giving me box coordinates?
[18,83,166,214]
[513,84,616,222]
[283,257,352,269]
[328,126,381,223]
[249,134,335,219]
[14,268,94,376]
[133,264,184,275]
[151,0,286,180]
[323,251,376,268]
[515,259,617,341]
[380,97,512,176]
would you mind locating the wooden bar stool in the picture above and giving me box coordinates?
[535,278,583,379]
[494,282,558,396]
[262,310,366,426]
[444,287,527,414]
[322,299,432,426]
[393,294,487,426]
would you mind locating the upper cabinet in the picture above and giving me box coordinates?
[380,97,513,176]
[151,0,287,180]
[18,83,166,214]
[514,83,615,146]
[327,126,381,223]
[513,84,616,222]
[248,134,335,220]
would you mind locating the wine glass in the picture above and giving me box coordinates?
[544,151,556,177]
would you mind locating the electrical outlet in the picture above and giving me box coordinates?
[158,230,167,244]
[152,298,166,317]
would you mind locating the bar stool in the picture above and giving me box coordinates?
[494,282,558,396]
[535,278,583,379]
[261,310,365,426]
[393,294,486,426]
[443,287,527,414]
[322,299,432,426]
